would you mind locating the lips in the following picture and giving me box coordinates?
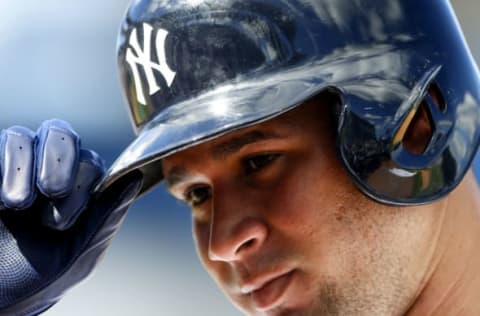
[241,270,296,311]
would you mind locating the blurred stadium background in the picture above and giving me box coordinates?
[0,1,477,315]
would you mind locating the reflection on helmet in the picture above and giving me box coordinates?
[102,0,480,205]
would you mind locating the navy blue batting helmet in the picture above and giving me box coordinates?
[99,0,480,205]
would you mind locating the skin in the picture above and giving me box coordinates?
[162,97,480,316]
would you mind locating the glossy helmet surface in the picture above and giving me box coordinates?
[99,0,480,205]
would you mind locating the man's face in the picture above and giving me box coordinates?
[162,98,442,315]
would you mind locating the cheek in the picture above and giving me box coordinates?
[259,154,345,269]
[266,145,350,235]
[265,146,383,269]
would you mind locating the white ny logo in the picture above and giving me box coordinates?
[126,23,176,105]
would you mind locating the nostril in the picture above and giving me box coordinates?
[236,238,256,255]
[209,216,268,262]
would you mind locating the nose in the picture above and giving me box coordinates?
[208,195,268,262]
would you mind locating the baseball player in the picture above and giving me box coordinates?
[2,0,480,315]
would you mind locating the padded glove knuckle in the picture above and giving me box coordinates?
[0,127,37,210]
[36,119,80,199]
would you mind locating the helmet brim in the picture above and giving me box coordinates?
[96,66,328,195]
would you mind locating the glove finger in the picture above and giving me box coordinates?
[36,119,81,199]
[41,149,105,231]
[0,127,37,210]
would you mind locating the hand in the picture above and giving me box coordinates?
[0,119,142,316]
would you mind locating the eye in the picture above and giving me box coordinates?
[185,186,211,207]
[244,153,280,174]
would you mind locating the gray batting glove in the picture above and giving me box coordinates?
[0,119,142,316]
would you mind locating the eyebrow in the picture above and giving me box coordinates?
[164,130,284,189]
[211,130,282,160]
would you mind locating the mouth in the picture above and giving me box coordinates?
[241,269,296,311]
